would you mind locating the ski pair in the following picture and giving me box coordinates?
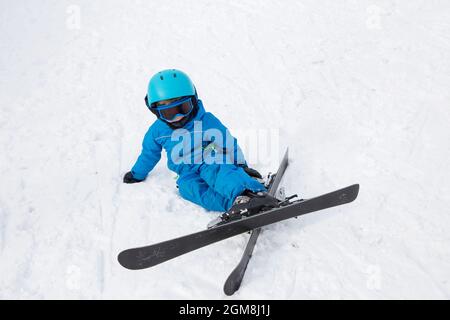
[118,151,359,285]
[118,184,359,269]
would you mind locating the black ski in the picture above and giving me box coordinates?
[223,149,289,296]
[118,184,359,270]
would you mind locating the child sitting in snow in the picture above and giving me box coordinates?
[123,69,278,216]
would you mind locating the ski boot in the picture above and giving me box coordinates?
[207,190,280,229]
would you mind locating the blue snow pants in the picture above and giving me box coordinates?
[176,164,266,212]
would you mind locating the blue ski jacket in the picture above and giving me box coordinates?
[130,100,265,211]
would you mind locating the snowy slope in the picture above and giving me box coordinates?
[1,0,450,299]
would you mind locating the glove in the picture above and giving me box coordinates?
[123,171,144,184]
[243,166,263,179]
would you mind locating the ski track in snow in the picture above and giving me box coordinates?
[1,0,450,299]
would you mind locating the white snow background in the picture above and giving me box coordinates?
[1,0,450,299]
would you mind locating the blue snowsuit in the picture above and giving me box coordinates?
[131,100,266,211]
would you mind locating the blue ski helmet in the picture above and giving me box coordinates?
[147,69,196,104]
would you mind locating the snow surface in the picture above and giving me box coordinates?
[1,0,450,299]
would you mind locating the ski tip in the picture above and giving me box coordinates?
[117,250,141,270]
[348,184,360,202]
[117,251,131,269]
[223,262,248,296]
[223,279,239,296]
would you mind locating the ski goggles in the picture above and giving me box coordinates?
[149,96,194,122]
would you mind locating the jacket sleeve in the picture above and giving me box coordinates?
[131,125,162,180]
[205,113,247,166]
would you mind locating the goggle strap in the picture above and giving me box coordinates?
[144,95,151,108]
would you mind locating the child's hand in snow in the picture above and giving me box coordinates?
[123,171,144,184]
